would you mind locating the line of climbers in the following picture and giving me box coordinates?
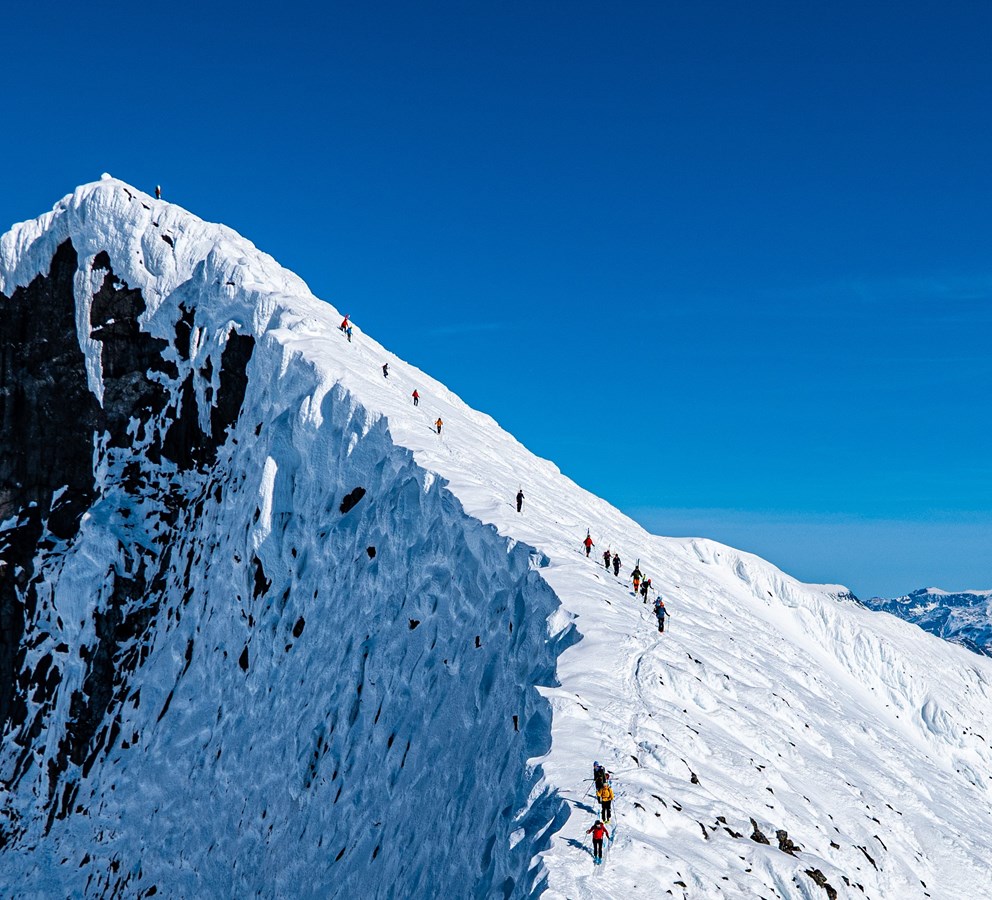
[333,309,674,866]
[579,534,678,864]
[335,313,670,636]
[347,318,533,513]
[587,761,615,864]
[338,314,443,435]
[583,533,672,635]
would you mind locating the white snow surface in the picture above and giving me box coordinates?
[3,179,992,899]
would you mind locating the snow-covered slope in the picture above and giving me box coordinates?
[863,588,992,657]
[2,178,992,899]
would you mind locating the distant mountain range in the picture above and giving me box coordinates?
[863,587,992,656]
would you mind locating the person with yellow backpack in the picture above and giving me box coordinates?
[597,780,614,823]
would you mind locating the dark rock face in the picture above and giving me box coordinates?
[0,238,255,839]
[161,374,210,469]
[212,332,253,446]
[161,329,253,471]
[60,566,154,786]
[0,240,103,523]
[89,253,171,445]
[0,241,102,732]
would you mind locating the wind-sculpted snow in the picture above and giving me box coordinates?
[0,178,566,898]
[2,177,992,899]
[2,376,564,898]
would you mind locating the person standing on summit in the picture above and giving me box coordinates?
[583,532,595,557]
[155,185,162,199]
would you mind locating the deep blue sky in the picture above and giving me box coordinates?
[4,1,990,597]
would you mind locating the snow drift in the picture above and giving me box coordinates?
[2,178,991,899]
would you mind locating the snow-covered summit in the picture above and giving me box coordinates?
[2,179,992,899]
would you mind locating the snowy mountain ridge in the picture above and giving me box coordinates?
[1,177,992,899]
[863,587,992,658]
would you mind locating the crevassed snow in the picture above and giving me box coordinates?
[2,179,992,900]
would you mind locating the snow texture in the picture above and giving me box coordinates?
[1,179,992,900]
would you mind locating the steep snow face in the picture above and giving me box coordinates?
[10,385,563,898]
[0,179,566,898]
[3,179,992,900]
[863,588,992,657]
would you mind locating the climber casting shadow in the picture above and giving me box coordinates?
[564,838,593,858]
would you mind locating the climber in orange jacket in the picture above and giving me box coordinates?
[596,782,614,822]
